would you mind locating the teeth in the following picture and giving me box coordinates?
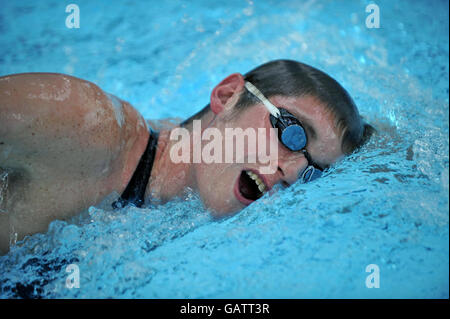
[246,171,266,193]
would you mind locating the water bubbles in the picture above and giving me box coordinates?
[359,55,366,64]
[441,167,449,194]
[0,0,448,299]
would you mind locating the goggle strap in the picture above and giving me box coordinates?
[245,81,281,118]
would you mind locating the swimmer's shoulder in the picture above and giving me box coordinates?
[0,72,149,180]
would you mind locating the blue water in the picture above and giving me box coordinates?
[0,0,448,298]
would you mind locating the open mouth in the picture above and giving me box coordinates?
[235,169,267,205]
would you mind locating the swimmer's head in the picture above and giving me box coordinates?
[179,59,375,216]
[182,59,375,155]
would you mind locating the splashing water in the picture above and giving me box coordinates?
[0,0,448,298]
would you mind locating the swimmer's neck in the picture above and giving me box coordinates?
[145,110,216,204]
[145,128,197,204]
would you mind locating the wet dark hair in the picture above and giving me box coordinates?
[182,59,375,154]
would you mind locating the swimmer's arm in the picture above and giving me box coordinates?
[0,73,149,253]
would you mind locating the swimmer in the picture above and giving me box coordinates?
[0,59,375,254]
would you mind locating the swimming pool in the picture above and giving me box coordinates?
[0,0,448,298]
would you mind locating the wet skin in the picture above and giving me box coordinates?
[0,72,343,254]
[186,73,344,216]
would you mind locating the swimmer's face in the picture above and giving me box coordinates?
[193,73,344,217]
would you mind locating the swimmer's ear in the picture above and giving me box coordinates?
[210,73,245,114]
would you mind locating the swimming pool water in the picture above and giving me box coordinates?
[0,0,448,298]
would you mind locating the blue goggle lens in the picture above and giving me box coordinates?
[280,124,307,151]
[269,108,324,183]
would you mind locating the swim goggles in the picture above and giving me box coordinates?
[244,81,323,183]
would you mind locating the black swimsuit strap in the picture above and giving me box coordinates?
[112,128,159,209]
